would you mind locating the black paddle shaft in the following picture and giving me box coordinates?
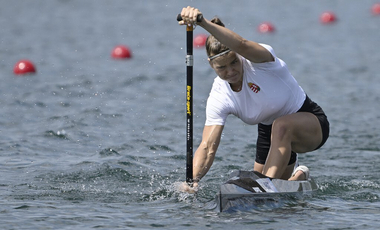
[186,26,193,184]
[177,13,203,184]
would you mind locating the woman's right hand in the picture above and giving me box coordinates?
[178,181,199,194]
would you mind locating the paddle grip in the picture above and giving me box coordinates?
[176,14,204,23]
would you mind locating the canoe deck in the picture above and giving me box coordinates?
[215,170,318,212]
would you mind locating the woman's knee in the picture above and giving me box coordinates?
[272,113,322,152]
[271,118,294,141]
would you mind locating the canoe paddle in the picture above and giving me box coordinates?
[177,14,203,185]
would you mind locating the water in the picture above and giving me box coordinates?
[1,0,380,229]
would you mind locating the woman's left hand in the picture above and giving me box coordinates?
[178,6,203,26]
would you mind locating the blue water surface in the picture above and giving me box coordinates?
[1,0,380,229]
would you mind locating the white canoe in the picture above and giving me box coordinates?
[214,170,318,212]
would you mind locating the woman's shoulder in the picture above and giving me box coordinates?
[209,77,231,96]
[244,43,280,68]
[258,43,276,57]
[211,76,227,87]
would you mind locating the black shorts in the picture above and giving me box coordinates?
[255,95,330,165]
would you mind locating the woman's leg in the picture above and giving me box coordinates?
[254,161,297,180]
[262,112,322,179]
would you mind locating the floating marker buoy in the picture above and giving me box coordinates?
[320,11,337,24]
[193,34,207,48]
[258,22,275,33]
[13,59,36,75]
[372,3,380,15]
[111,45,132,59]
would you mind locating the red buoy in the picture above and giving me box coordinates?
[320,11,337,24]
[258,22,275,33]
[372,3,380,15]
[193,34,207,48]
[13,59,36,75]
[111,45,132,59]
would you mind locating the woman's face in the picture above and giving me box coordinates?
[209,51,243,84]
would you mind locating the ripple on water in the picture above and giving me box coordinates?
[318,177,380,202]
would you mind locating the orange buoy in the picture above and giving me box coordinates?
[320,11,336,24]
[258,22,275,33]
[13,60,36,75]
[372,3,380,15]
[111,45,132,59]
[193,34,207,48]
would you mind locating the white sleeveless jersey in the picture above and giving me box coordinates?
[205,44,306,126]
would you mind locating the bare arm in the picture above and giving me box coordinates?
[199,18,273,63]
[193,125,224,183]
[179,6,274,63]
